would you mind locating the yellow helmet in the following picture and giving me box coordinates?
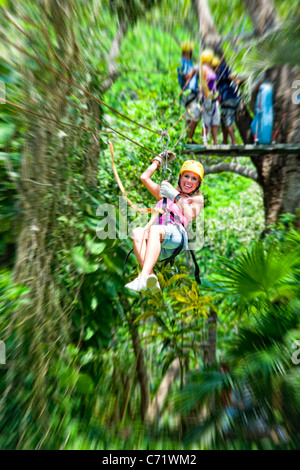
[179,160,204,182]
[201,48,214,64]
[181,41,194,53]
[212,56,220,67]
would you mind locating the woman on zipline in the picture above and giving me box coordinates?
[125,153,204,293]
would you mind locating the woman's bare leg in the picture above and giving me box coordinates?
[140,226,165,279]
[211,125,218,144]
[222,125,228,144]
[187,120,198,141]
[132,227,148,268]
[227,125,237,145]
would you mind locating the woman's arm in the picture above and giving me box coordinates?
[176,194,204,222]
[140,161,161,200]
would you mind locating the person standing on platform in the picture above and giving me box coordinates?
[177,41,200,144]
[185,49,220,145]
[212,56,242,145]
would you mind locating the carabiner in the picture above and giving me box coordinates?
[162,166,172,181]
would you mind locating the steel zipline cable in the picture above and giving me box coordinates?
[2,6,251,149]
[1,33,190,156]
[0,32,162,138]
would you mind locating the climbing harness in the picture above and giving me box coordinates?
[123,201,201,285]
[158,198,186,263]
[158,131,187,267]
[158,158,202,282]
[185,94,202,123]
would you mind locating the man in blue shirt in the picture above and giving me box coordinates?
[213,57,242,145]
[177,41,200,143]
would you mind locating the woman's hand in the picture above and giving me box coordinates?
[152,150,176,169]
[159,181,179,201]
[176,194,204,221]
[184,195,203,204]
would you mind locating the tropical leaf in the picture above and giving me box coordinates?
[85,235,106,255]
[76,373,94,395]
[165,273,189,288]
[243,14,300,79]
[134,310,156,323]
[71,246,99,274]
[161,352,178,376]
[211,241,299,316]
[183,417,217,448]
[172,369,231,414]
[0,123,15,146]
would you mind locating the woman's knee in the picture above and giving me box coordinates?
[148,225,165,240]
[132,227,147,241]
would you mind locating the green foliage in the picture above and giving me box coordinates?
[0,61,22,263]
[242,13,300,80]
[107,0,161,24]
[173,302,300,449]
[0,269,29,326]
[204,231,299,315]
[210,240,299,315]
[0,0,298,452]
[170,219,300,449]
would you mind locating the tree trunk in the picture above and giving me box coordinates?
[207,311,217,364]
[237,72,300,230]
[241,2,300,229]
[4,1,87,448]
[127,315,150,422]
[146,358,181,422]
[192,0,221,50]
[101,20,129,93]
[242,0,279,35]
[112,360,120,424]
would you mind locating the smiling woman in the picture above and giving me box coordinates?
[125,155,204,293]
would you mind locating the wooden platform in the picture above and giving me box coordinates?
[181,144,300,157]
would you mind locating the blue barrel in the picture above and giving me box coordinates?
[250,82,274,144]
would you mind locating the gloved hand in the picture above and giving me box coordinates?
[152,150,176,169]
[159,181,179,201]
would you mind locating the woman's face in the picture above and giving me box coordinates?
[180,171,200,193]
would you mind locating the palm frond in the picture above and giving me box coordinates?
[211,241,299,314]
[171,369,232,414]
[243,15,300,80]
[183,416,217,448]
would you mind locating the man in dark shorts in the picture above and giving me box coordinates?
[212,56,242,145]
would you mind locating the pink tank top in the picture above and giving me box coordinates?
[155,198,189,228]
